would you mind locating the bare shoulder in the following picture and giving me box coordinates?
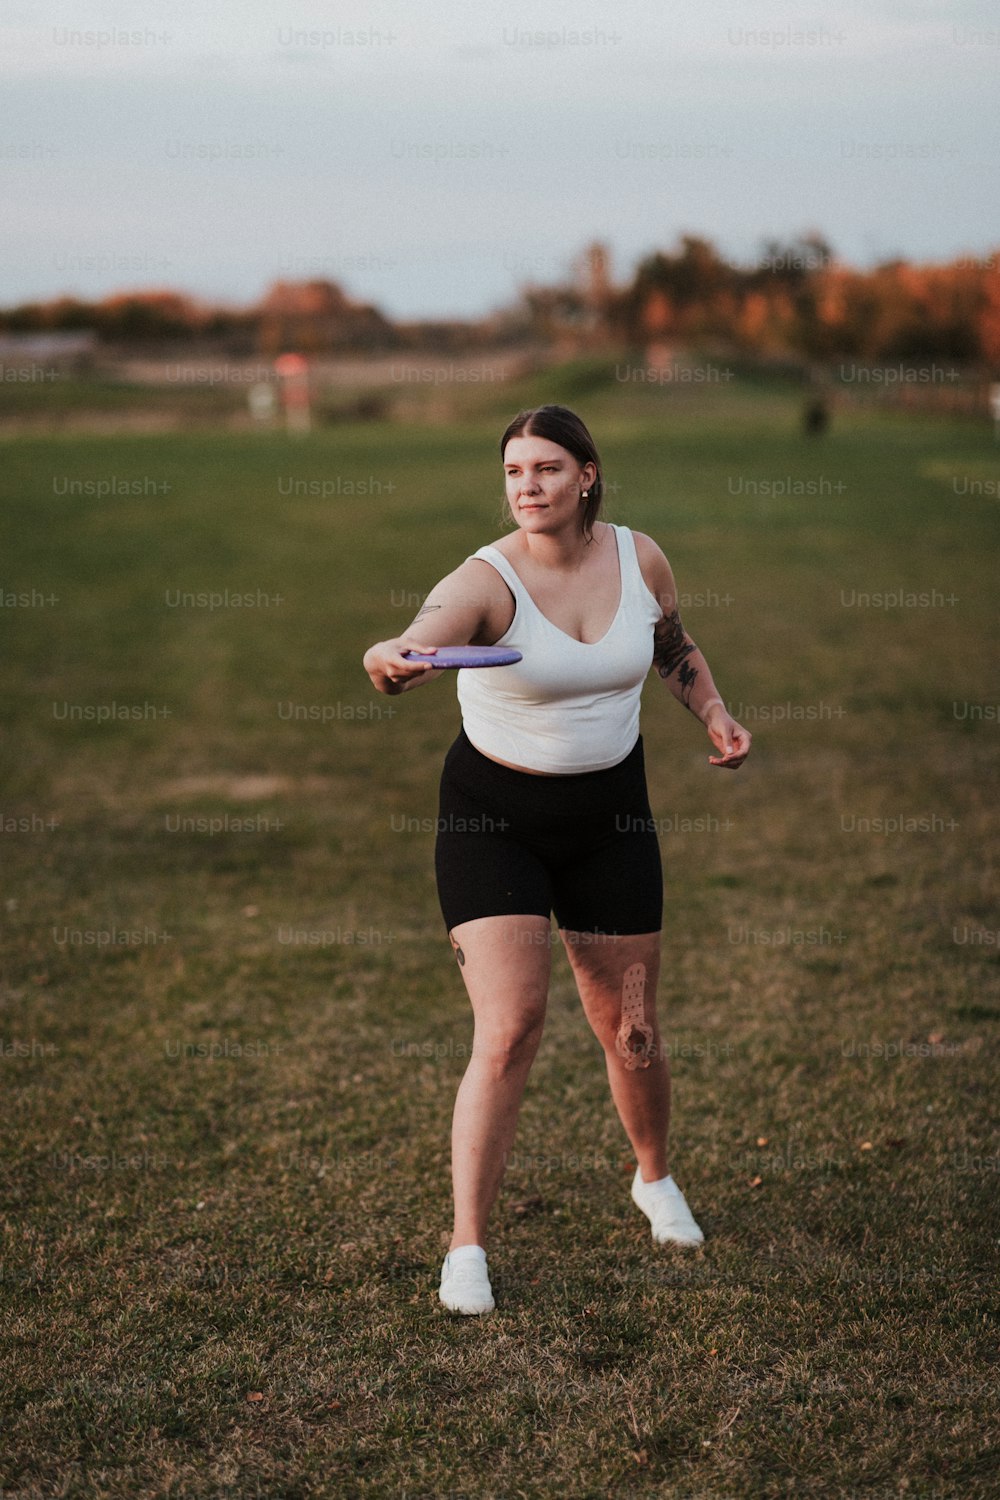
[430,555,513,609]
[458,553,515,594]
[400,554,514,645]
[629,530,676,612]
[454,554,516,644]
[630,529,669,569]
[483,532,521,560]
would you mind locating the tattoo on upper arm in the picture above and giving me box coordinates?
[653,609,697,681]
[408,603,442,628]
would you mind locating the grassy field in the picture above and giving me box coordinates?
[1,363,997,1499]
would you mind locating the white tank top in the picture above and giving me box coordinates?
[456,524,663,774]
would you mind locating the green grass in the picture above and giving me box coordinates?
[0,371,997,1498]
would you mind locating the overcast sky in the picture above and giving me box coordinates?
[3,0,998,318]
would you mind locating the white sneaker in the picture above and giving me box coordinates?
[439,1246,495,1315]
[631,1166,705,1246]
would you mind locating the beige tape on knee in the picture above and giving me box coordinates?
[614,962,654,1070]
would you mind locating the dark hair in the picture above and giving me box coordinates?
[499,404,604,542]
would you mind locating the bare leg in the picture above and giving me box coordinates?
[446,914,552,1250]
[558,929,672,1182]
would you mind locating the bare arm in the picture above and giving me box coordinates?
[362,558,510,696]
[636,533,752,769]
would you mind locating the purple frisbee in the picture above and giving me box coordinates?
[402,646,522,668]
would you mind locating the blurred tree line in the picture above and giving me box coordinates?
[611,234,998,364]
[2,234,997,366]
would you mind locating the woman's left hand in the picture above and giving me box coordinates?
[704,703,752,769]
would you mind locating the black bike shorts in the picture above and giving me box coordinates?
[434,727,663,936]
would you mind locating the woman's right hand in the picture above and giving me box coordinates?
[363,637,440,695]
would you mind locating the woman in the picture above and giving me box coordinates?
[363,405,751,1316]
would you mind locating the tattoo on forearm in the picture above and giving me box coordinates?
[677,659,699,706]
[409,603,442,628]
[653,609,697,681]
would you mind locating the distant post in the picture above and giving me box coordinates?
[274,353,312,434]
[803,396,829,437]
[248,381,277,427]
[989,382,1000,442]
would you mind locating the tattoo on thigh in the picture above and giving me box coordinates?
[449,932,465,966]
[615,961,654,1070]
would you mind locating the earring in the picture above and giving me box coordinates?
[581,490,589,499]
